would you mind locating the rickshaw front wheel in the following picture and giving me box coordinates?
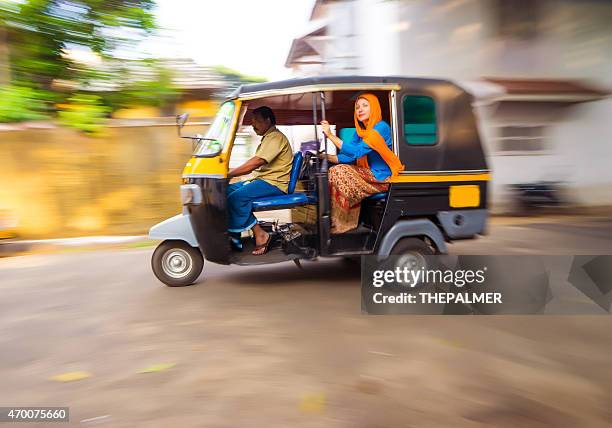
[152,240,204,287]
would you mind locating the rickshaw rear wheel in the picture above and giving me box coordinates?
[388,238,436,289]
[390,237,435,257]
[152,240,204,287]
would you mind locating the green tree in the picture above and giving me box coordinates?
[0,85,50,122]
[0,0,156,89]
[107,59,180,111]
[0,0,159,126]
[213,65,267,95]
[58,93,110,135]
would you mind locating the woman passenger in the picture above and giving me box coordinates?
[320,93,404,233]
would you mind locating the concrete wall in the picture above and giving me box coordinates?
[550,98,612,206]
[363,0,612,86]
[298,0,612,87]
[350,0,612,211]
[289,0,612,212]
[0,123,207,239]
[476,101,573,210]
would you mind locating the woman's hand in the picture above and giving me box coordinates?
[317,152,338,164]
[320,120,332,138]
[320,120,343,150]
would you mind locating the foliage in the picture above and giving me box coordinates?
[0,1,267,130]
[105,60,180,110]
[125,64,179,108]
[213,65,267,85]
[0,0,158,129]
[0,85,50,122]
[0,0,156,88]
[211,65,267,98]
[58,93,111,135]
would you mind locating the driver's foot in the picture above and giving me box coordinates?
[252,230,270,255]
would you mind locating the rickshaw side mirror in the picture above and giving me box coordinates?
[176,113,189,136]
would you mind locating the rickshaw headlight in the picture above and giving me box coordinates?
[180,184,202,205]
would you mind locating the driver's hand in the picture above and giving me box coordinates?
[320,120,331,137]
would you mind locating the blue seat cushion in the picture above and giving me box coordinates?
[252,193,315,211]
[367,192,387,201]
[338,127,356,144]
[287,151,303,194]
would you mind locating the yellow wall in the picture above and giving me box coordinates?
[177,100,219,118]
[0,123,209,239]
[110,101,219,120]
[112,107,162,119]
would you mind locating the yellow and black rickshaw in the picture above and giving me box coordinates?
[149,76,489,287]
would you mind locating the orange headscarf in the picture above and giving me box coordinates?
[354,93,404,178]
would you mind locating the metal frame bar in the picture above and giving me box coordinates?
[397,169,490,175]
[319,91,328,172]
[237,83,401,101]
[390,90,399,155]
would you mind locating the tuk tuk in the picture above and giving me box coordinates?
[149,76,489,287]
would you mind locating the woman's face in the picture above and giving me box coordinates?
[355,98,371,123]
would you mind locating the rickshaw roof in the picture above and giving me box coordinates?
[229,75,455,100]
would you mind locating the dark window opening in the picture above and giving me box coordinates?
[403,95,437,146]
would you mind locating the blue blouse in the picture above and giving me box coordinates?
[337,121,392,181]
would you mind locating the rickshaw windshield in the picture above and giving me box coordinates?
[193,101,236,157]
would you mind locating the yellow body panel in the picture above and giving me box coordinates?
[388,173,490,183]
[182,156,228,176]
[449,185,481,208]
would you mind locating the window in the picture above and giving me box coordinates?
[494,125,547,154]
[193,101,236,157]
[403,95,437,145]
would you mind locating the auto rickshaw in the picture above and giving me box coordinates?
[149,76,489,287]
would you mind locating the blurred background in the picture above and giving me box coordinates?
[0,0,311,239]
[0,0,611,240]
[1,2,612,426]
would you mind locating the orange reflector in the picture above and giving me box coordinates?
[449,185,480,208]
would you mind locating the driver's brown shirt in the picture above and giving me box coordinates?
[253,126,293,193]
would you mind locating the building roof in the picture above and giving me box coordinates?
[309,0,328,21]
[84,58,229,92]
[285,24,327,68]
[229,75,609,104]
[484,78,610,102]
[229,75,452,99]
[161,59,228,90]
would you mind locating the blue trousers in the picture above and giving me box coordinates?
[226,179,284,233]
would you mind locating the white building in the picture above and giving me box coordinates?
[286,0,612,211]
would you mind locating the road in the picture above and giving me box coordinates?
[1,216,612,427]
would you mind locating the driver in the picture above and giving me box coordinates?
[227,106,293,255]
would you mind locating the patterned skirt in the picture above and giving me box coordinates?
[328,164,389,234]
